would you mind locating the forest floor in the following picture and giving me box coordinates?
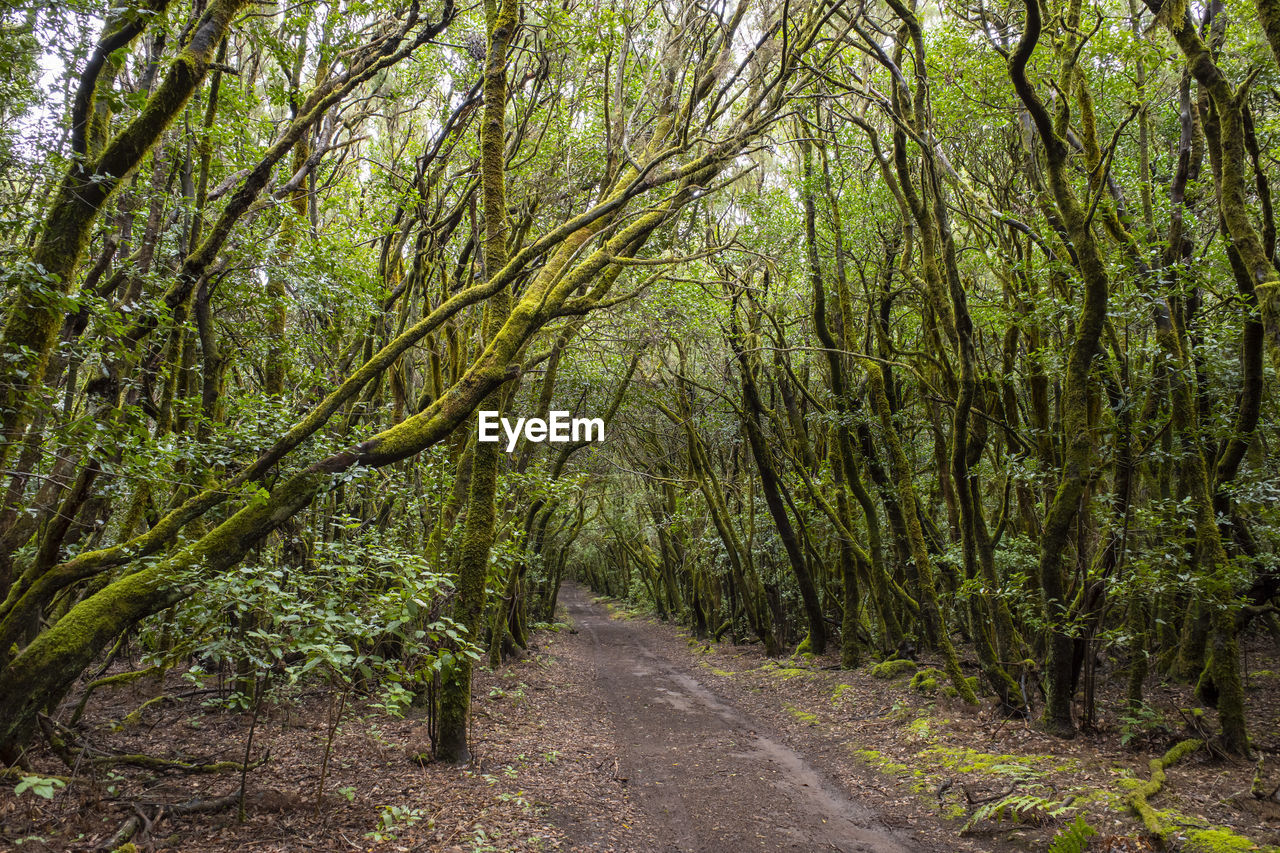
[2,582,1279,852]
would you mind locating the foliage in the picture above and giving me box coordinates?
[1047,816,1098,853]
[148,534,477,712]
[0,0,1275,810]
[960,791,1074,834]
[12,775,64,800]
[1119,703,1175,749]
[365,804,424,842]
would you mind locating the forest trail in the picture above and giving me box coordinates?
[557,582,917,853]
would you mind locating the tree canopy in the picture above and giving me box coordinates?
[0,0,1277,783]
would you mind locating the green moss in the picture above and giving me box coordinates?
[1126,738,1204,838]
[1077,785,1128,818]
[1118,742,1274,852]
[796,633,813,655]
[941,676,979,697]
[605,603,638,620]
[871,658,917,679]
[854,748,914,776]
[831,683,853,703]
[920,745,1076,775]
[757,661,809,679]
[905,716,935,742]
[783,702,820,726]
[910,667,942,693]
[1182,828,1270,852]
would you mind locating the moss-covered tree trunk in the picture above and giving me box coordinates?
[1144,0,1259,756]
[1154,312,1250,753]
[1008,0,1112,737]
[864,364,977,705]
[0,0,248,469]
[660,394,778,656]
[730,310,827,656]
[435,0,518,763]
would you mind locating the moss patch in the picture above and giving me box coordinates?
[941,676,979,697]
[783,702,820,726]
[598,600,641,621]
[910,667,942,694]
[854,748,918,777]
[1181,827,1275,852]
[833,694,1269,851]
[756,661,810,680]
[905,716,935,743]
[942,676,977,696]
[919,745,1077,775]
[870,658,917,679]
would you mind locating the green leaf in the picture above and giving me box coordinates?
[14,775,65,800]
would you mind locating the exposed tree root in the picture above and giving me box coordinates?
[961,780,1019,805]
[0,765,81,784]
[99,789,244,852]
[39,713,268,776]
[1127,738,1203,842]
[85,751,270,774]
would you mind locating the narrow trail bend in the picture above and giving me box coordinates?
[556,582,919,853]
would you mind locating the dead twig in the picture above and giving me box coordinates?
[99,789,244,851]
[961,780,1019,805]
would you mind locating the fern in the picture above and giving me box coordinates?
[1048,816,1098,853]
[961,792,1074,834]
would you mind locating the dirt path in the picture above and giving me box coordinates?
[557,582,918,853]
[10,580,1272,852]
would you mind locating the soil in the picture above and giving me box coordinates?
[2,581,1277,852]
[558,582,919,853]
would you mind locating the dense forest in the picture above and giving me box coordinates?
[1,0,1279,848]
